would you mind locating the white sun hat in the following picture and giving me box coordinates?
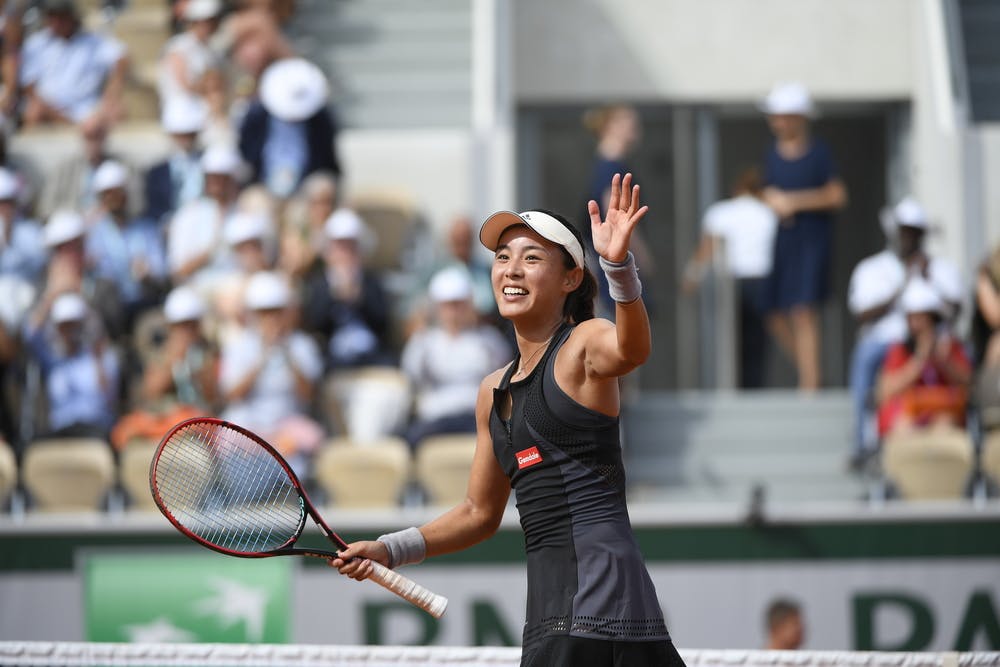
[891,196,929,230]
[0,167,19,201]
[183,0,221,21]
[259,58,329,122]
[201,144,243,177]
[429,266,473,303]
[164,286,205,324]
[44,209,86,247]
[759,81,815,117]
[900,278,944,316]
[223,211,271,247]
[324,207,367,241]
[244,271,291,310]
[51,292,88,324]
[92,160,128,193]
[479,210,585,269]
[161,96,208,135]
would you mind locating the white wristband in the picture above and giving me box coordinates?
[377,527,426,569]
[599,251,642,303]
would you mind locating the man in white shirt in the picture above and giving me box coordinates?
[846,197,964,469]
[19,0,127,131]
[683,167,778,388]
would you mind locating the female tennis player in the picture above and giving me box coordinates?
[331,173,685,667]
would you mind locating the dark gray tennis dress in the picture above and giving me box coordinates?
[489,324,684,667]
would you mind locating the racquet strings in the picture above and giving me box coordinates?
[154,421,305,553]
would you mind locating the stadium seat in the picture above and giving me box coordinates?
[118,438,159,511]
[314,436,411,508]
[350,189,423,273]
[415,433,476,506]
[323,366,413,443]
[981,430,1000,492]
[881,427,974,500]
[0,439,16,507]
[22,438,116,512]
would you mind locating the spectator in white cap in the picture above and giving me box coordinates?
[875,277,971,440]
[86,160,168,334]
[110,285,218,454]
[846,196,963,469]
[0,167,45,285]
[19,0,128,133]
[279,170,338,278]
[238,57,341,199]
[158,0,225,128]
[145,97,209,223]
[23,288,119,439]
[212,210,277,343]
[400,265,511,451]
[219,270,325,477]
[757,81,848,392]
[301,207,392,368]
[166,143,244,288]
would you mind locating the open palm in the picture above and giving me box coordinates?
[588,172,648,264]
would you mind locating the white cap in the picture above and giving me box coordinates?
[92,160,128,193]
[892,196,929,229]
[51,292,88,324]
[429,266,473,303]
[901,278,944,315]
[164,286,205,323]
[224,212,271,246]
[259,58,329,122]
[183,0,221,21]
[161,97,208,135]
[325,208,367,241]
[479,210,585,269]
[244,271,291,310]
[201,144,242,177]
[44,209,86,247]
[0,167,19,200]
[759,81,815,117]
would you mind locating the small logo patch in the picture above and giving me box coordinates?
[516,446,543,470]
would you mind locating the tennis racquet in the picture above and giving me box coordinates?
[149,416,448,618]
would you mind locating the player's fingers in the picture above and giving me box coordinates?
[588,199,602,228]
[620,173,633,209]
[608,173,621,211]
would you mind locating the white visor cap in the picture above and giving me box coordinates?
[900,277,944,316]
[184,0,221,21]
[479,210,585,269]
[161,96,208,135]
[164,285,205,323]
[759,81,815,117]
[892,196,929,230]
[429,266,473,303]
[92,160,128,193]
[51,292,88,323]
[44,209,86,247]
[245,271,291,310]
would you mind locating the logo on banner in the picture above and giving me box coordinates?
[516,446,543,469]
[85,552,291,643]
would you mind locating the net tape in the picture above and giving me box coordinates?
[0,644,997,667]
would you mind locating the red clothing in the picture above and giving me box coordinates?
[878,337,971,436]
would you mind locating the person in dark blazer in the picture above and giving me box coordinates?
[144,97,207,224]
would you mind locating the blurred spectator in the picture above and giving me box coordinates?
[219,270,323,476]
[158,0,226,131]
[876,278,971,439]
[144,97,208,224]
[846,197,963,469]
[110,286,217,450]
[0,166,45,285]
[682,166,778,388]
[19,0,127,132]
[213,209,276,343]
[38,119,137,222]
[400,266,510,451]
[972,244,1000,368]
[238,57,340,200]
[279,170,337,278]
[217,0,295,88]
[0,0,28,117]
[581,104,654,316]
[758,82,848,391]
[86,160,168,334]
[23,290,118,439]
[301,208,392,369]
[166,143,242,290]
[764,598,805,650]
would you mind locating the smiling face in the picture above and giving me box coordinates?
[491,225,580,325]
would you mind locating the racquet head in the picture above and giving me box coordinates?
[150,417,324,556]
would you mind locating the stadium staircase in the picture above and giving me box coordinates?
[622,389,867,507]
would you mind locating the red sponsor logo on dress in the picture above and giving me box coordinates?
[516,446,543,470]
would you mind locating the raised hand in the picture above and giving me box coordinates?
[588,172,648,264]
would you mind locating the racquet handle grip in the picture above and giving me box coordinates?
[368,561,448,618]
